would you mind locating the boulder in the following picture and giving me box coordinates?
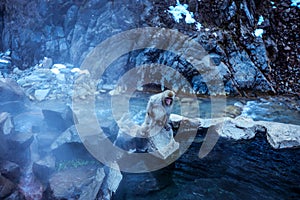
[5,133,34,164]
[0,161,21,183]
[95,166,123,200]
[32,155,56,184]
[47,165,98,199]
[46,164,122,200]
[50,125,81,150]
[0,79,25,103]
[148,128,179,160]
[7,133,34,150]
[0,113,13,135]
[41,101,77,132]
[224,105,243,118]
[34,89,50,101]
[12,110,44,134]
[2,191,25,200]
[216,116,257,140]
[78,168,106,200]
[0,175,15,199]
[261,121,300,149]
[170,114,300,149]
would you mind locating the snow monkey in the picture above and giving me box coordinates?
[141,90,175,137]
[114,90,176,152]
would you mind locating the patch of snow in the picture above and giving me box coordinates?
[270,1,275,5]
[53,64,66,69]
[168,0,196,24]
[254,29,264,37]
[291,0,300,8]
[51,68,60,75]
[71,68,81,73]
[128,148,136,153]
[196,22,203,30]
[257,15,264,25]
[185,12,196,23]
[0,58,10,64]
[205,28,210,32]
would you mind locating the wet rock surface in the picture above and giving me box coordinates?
[170,114,300,149]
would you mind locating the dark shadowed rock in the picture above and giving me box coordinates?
[7,133,34,150]
[0,174,15,199]
[5,133,33,164]
[3,191,25,200]
[0,79,25,103]
[32,155,56,184]
[42,102,77,132]
[114,164,174,199]
[50,125,81,150]
[0,161,20,183]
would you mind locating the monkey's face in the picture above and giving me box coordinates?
[163,90,175,107]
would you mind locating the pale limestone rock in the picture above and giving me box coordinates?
[34,89,50,101]
[260,121,300,149]
[51,125,81,150]
[170,114,300,149]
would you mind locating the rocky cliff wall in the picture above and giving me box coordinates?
[0,0,299,95]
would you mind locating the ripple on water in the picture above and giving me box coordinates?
[241,98,300,125]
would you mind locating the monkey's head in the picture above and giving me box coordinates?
[162,90,175,107]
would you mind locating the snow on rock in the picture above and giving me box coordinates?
[254,28,264,37]
[50,68,60,75]
[291,0,300,8]
[257,16,264,25]
[168,0,196,24]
